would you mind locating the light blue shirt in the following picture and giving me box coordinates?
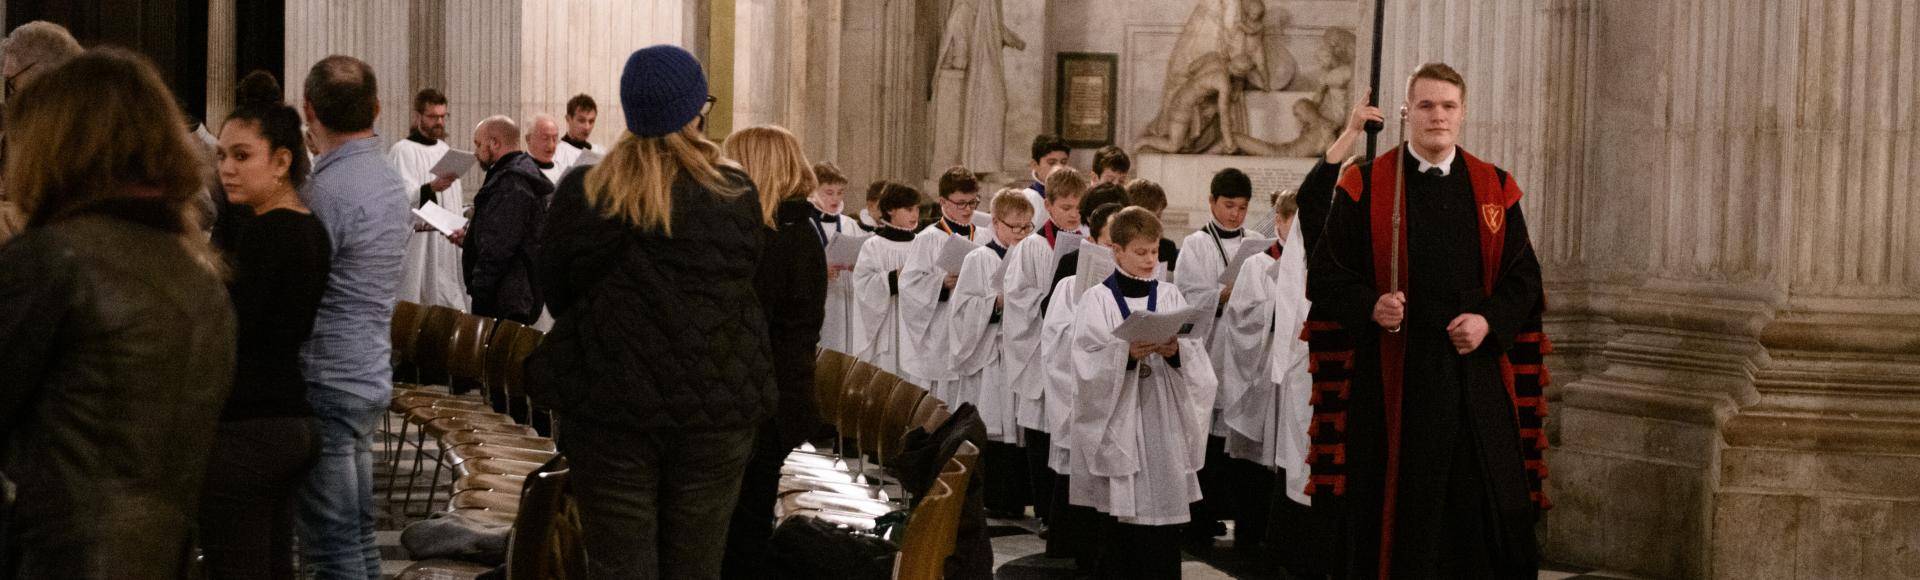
[299,135,412,402]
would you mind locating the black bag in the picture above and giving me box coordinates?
[884,403,983,502]
[769,515,897,580]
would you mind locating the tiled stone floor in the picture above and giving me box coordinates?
[371,426,1642,579]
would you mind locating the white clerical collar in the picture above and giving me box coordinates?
[1409,146,1457,176]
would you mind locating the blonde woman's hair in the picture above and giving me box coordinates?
[723,125,817,227]
[584,122,741,236]
[6,48,219,273]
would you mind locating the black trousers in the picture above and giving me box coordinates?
[980,440,1029,514]
[1022,429,1057,522]
[1096,521,1182,579]
[1188,435,1229,540]
[721,424,787,579]
[560,424,756,580]
[197,416,319,580]
[1226,456,1276,549]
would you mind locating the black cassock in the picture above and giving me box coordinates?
[1303,148,1547,579]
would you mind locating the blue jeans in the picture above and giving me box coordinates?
[296,387,385,580]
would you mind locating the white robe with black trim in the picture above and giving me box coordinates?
[1066,279,1218,525]
[387,138,467,310]
[850,234,918,381]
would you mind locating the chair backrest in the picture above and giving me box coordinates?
[413,305,463,383]
[482,320,527,391]
[447,313,496,389]
[919,401,952,433]
[893,457,970,580]
[873,383,927,463]
[834,363,881,434]
[505,455,583,580]
[391,301,427,367]
[855,375,904,460]
[812,350,856,423]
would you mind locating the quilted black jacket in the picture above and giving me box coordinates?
[527,164,774,432]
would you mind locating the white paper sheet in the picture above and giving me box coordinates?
[826,233,870,268]
[1111,304,1210,343]
[411,201,468,237]
[1053,231,1084,263]
[429,149,477,179]
[937,234,980,275]
[1218,239,1275,285]
[1075,243,1116,294]
[573,149,604,167]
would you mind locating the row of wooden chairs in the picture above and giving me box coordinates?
[385,302,581,579]
[782,349,974,580]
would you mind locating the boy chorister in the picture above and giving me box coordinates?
[1172,167,1264,541]
[1068,207,1218,578]
[849,183,924,381]
[1040,201,1130,566]
[950,189,1036,516]
[1000,167,1090,526]
[1214,190,1313,548]
[810,162,861,353]
[900,167,992,407]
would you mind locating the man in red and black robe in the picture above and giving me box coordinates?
[1301,63,1551,579]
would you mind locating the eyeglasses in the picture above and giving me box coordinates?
[996,219,1034,234]
[941,196,980,209]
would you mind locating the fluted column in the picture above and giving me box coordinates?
[284,0,414,145]
[206,0,235,126]
[1551,0,1920,577]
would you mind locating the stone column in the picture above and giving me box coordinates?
[1549,0,1920,577]
[206,0,235,126]
[283,0,414,145]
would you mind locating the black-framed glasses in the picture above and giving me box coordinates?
[997,219,1034,234]
[941,196,981,210]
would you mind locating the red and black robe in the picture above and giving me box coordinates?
[1300,146,1551,579]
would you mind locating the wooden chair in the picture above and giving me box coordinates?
[834,364,881,455]
[391,301,428,376]
[445,313,496,397]
[892,457,971,580]
[853,374,903,460]
[401,456,580,580]
[907,395,943,435]
[873,383,927,464]
[812,350,857,427]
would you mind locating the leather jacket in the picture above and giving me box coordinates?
[0,199,236,579]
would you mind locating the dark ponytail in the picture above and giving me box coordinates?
[226,70,310,190]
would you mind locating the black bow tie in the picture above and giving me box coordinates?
[1423,167,1444,177]
[815,212,840,224]
[1212,225,1243,239]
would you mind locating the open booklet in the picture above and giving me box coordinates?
[573,148,605,167]
[1217,237,1275,285]
[1110,300,1216,343]
[411,200,468,238]
[1074,243,1116,294]
[825,232,870,268]
[429,149,477,179]
[936,234,980,275]
[1053,231,1084,264]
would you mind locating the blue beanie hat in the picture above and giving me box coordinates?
[620,45,709,138]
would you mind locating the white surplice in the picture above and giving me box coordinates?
[1065,275,1218,525]
[850,232,919,382]
[948,244,1016,442]
[1000,230,1060,434]
[813,213,862,354]
[387,138,467,310]
[1175,223,1263,434]
[899,221,989,402]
